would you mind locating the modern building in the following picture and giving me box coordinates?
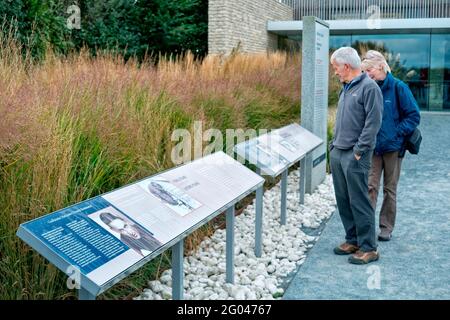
[208,0,450,111]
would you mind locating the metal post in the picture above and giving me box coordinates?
[78,288,95,300]
[226,206,235,284]
[280,169,288,225]
[299,157,306,205]
[255,185,263,258]
[172,239,184,300]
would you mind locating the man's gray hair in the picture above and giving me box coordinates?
[330,47,361,69]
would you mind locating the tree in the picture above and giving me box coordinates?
[68,0,141,59]
[133,0,207,57]
[1,0,208,60]
[1,0,73,59]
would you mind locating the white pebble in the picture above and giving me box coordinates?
[136,174,337,301]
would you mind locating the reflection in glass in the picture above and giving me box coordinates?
[430,34,450,111]
[330,35,351,50]
[352,34,431,110]
[283,32,450,111]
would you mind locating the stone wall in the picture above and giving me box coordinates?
[208,0,293,55]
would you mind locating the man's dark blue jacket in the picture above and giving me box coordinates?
[375,72,420,155]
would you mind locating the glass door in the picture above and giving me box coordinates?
[430,33,450,111]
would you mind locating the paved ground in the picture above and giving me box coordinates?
[284,112,450,299]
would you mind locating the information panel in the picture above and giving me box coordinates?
[301,17,330,193]
[17,151,264,291]
[234,123,323,177]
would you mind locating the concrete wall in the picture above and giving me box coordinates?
[208,0,293,55]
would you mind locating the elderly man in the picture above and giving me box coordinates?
[329,47,383,264]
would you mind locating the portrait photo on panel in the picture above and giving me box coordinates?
[90,207,163,257]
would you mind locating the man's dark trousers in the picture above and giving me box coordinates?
[330,147,377,252]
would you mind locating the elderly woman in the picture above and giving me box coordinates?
[361,50,420,241]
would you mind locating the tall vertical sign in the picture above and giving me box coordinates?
[301,17,329,194]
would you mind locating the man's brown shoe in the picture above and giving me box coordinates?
[348,250,380,264]
[333,242,359,255]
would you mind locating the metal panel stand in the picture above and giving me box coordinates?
[299,157,306,205]
[226,206,235,284]
[280,169,288,225]
[79,288,95,300]
[255,185,263,258]
[172,239,184,300]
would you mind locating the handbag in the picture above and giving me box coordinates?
[405,127,422,155]
[394,81,422,157]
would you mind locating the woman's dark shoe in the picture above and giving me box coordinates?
[378,230,392,241]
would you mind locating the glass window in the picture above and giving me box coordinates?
[430,33,450,111]
[330,35,351,50]
[278,31,450,111]
[352,34,431,110]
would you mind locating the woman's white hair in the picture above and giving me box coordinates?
[330,47,361,69]
[361,50,391,73]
